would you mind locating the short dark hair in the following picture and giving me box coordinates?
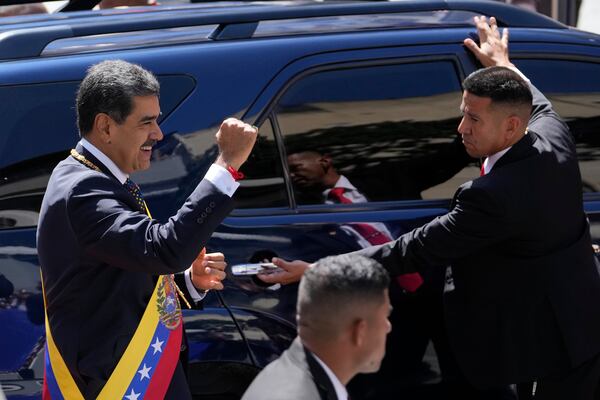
[76,60,160,136]
[463,66,532,111]
[298,254,389,322]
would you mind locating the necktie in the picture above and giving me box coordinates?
[328,187,391,245]
[123,178,192,310]
[327,187,423,293]
[124,178,147,213]
[480,158,487,176]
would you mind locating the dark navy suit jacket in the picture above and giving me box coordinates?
[357,84,600,386]
[37,144,234,398]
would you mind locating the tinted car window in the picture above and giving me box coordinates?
[138,116,288,219]
[514,59,600,193]
[0,76,195,229]
[274,60,474,206]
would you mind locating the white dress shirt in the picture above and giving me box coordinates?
[323,175,393,248]
[80,138,238,301]
[312,352,348,400]
[481,146,511,175]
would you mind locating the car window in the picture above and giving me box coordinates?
[0,75,195,229]
[138,116,288,219]
[514,58,600,193]
[274,60,475,207]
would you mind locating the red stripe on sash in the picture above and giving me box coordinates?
[143,323,183,399]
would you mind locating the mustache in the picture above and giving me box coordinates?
[141,140,157,147]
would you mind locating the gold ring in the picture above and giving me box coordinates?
[251,125,259,132]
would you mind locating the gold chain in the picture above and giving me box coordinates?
[71,149,101,172]
[70,148,192,309]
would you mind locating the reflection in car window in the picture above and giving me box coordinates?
[140,117,287,219]
[275,60,474,206]
[515,59,600,193]
[0,76,195,229]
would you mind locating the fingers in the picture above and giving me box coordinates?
[215,118,258,170]
[501,27,509,47]
[474,15,488,43]
[271,257,294,271]
[204,252,226,272]
[256,258,309,285]
[463,38,483,56]
[256,271,284,284]
[207,280,224,290]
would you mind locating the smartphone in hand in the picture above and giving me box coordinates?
[231,263,280,276]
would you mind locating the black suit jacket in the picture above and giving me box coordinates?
[36,145,234,397]
[357,84,600,386]
[242,337,338,400]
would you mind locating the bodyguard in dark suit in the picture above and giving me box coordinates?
[360,17,600,398]
[242,254,392,400]
[37,60,257,399]
[266,17,600,399]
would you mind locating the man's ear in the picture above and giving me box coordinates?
[351,318,367,348]
[503,115,523,144]
[94,113,112,144]
[320,155,333,171]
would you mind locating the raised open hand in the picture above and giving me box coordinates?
[464,16,512,68]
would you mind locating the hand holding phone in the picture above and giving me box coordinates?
[231,262,281,276]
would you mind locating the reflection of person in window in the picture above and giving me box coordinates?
[288,150,394,248]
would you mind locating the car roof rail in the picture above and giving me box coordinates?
[0,0,102,11]
[0,0,565,61]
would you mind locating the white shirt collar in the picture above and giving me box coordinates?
[80,138,128,184]
[323,175,357,196]
[482,146,511,175]
[482,130,530,175]
[311,352,348,400]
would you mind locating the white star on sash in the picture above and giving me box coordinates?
[166,296,175,306]
[137,363,152,381]
[151,337,164,355]
[124,388,140,400]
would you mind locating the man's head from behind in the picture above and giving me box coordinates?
[458,66,532,158]
[76,60,162,174]
[297,254,391,383]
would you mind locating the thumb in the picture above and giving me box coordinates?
[463,38,480,53]
[272,257,290,271]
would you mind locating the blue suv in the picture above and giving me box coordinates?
[1,1,600,398]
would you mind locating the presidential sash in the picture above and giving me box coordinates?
[43,150,188,399]
[42,274,183,400]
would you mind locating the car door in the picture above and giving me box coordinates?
[208,43,481,381]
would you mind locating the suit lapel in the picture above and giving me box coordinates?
[303,345,339,400]
[450,131,538,210]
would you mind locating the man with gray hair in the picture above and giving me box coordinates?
[242,254,392,400]
[37,60,257,399]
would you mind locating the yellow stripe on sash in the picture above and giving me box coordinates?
[45,318,85,400]
[41,274,85,400]
[96,283,160,400]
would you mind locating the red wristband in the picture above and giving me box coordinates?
[226,165,245,181]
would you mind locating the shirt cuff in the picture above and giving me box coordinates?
[205,164,240,197]
[185,267,208,302]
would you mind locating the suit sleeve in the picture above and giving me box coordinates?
[528,83,575,154]
[354,183,509,276]
[67,172,234,275]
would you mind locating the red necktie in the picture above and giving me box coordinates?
[328,187,423,292]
